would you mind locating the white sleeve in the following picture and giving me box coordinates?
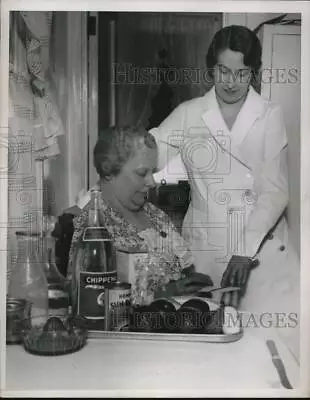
[149,103,186,171]
[245,105,289,257]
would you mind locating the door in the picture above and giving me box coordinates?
[261,24,301,257]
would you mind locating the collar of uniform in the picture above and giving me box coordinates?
[201,85,265,147]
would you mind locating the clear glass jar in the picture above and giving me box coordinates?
[8,232,48,327]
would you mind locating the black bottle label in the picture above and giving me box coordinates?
[77,271,117,329]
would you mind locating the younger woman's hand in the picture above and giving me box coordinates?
[220,255,259,307]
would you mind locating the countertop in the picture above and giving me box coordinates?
[3,326,301,397]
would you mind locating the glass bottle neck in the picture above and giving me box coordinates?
[88,190,101,227]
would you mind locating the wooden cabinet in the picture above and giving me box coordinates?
[259,24,301,257]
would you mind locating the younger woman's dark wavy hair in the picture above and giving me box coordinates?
[206,25,262,82]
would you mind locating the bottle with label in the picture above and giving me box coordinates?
[71,190,117,330]
[44,234,69,321]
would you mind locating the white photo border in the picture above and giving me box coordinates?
[1,0,309,398]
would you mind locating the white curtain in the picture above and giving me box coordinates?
[8,11,64,281]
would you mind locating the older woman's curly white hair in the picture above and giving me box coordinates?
[93,125,157,179]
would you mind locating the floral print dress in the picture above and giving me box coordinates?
[67,195,194,304]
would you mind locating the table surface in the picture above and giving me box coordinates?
[3,326,301,397]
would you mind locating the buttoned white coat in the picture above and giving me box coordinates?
[150,86,300,356]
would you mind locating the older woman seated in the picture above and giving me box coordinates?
[66,125,213,305]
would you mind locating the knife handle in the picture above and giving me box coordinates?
[266,340,293,389]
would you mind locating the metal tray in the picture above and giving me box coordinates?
[88,294,244,344]
[88,328,243,343]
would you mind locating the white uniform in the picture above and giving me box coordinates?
[150,86,300,359]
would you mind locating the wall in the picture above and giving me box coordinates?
[260,24,301,256]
